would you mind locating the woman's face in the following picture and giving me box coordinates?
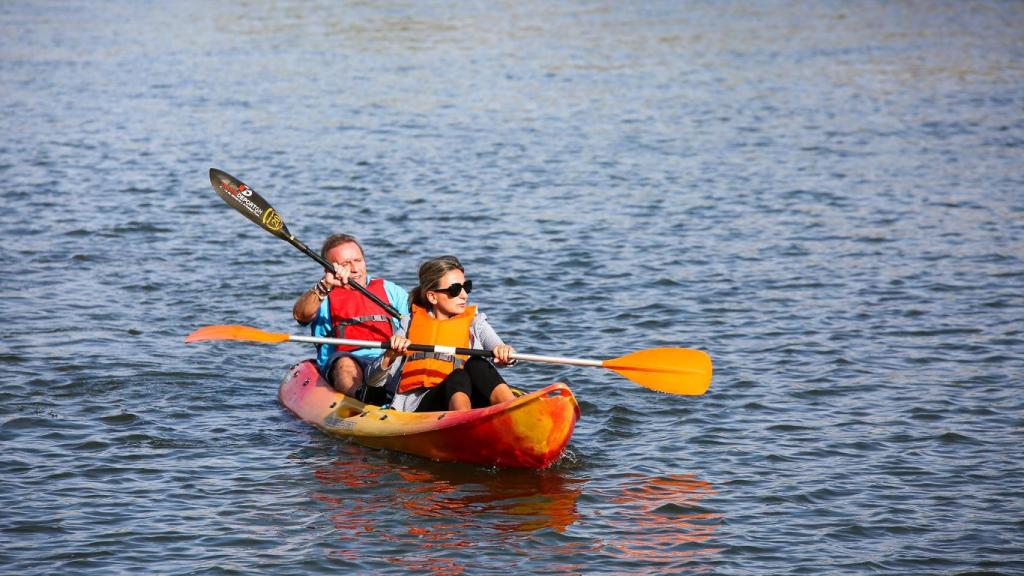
[428,269,469,319]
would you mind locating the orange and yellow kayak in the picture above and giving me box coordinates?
[278,360,580,469]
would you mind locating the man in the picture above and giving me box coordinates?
[292,234,410,400]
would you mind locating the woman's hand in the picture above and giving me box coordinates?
[382,335,411,368]
[492,344,515,366]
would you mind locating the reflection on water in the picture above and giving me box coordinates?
[602,473,724,567]
[393,467,582,533]
[311,455,584,573]
[308,454,721,573]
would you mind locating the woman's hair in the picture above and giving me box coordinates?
[320,234,365,260]
[410,255,465,308]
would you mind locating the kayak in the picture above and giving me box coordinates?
[278,360,580,469]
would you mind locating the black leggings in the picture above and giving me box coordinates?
[414,357,507,412]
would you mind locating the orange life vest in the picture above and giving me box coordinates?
[328,278,394,351]
[397,304,477,394]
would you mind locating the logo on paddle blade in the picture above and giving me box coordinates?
[262,208,284,232]
[218,180,264,220]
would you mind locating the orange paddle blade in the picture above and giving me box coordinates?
[185,325,289,344]
[602,348,713,395]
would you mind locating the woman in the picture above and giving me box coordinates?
[368,255,517,412]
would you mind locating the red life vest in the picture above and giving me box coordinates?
[328,278,395,351]
[397,304,477,394]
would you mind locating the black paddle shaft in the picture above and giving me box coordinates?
[209,168,402,320]
[403,343,493,358]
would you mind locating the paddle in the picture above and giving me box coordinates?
[185,325,713,396]
[208,168,402,319]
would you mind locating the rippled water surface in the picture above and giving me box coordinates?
[3,1,1024,574]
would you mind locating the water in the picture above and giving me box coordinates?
[2,1,1023,573]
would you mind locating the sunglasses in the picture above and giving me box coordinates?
[432,279,473,298]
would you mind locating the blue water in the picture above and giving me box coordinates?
[2,1,1023,574]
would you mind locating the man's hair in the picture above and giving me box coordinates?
[320,234,365,260]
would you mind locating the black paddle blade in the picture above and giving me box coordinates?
[209,168,291,239]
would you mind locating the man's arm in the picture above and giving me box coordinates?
[294,264,349,323]
[293,284,325,323]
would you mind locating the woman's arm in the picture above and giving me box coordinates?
[473,313,515,365]
[365,318,411,387]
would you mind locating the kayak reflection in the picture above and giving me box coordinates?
[485,472,723,573]
[596,473,724,567]
[310,454,585,571]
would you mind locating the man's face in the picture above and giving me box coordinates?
[325,242,367,287]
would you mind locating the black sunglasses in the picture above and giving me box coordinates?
[433,279,473,298]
